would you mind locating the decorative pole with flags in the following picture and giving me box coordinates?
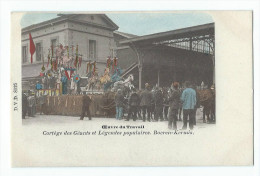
[29,33,35,64]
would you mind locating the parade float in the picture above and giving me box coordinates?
[32,44,135,117]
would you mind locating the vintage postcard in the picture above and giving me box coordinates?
[11,11,253,166]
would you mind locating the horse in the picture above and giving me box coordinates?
[113,74,134,91]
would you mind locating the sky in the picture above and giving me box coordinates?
[21,12,213,36]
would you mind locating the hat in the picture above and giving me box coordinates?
[211,85,215,89]
[145,83,150,89]
[173,82,179,88]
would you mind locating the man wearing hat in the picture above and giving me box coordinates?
[80,92,92,120]
[168,82,181,129]
[140,83,153,122]
[154,86,164,122]
[126,88,140,121]
[115,89,124,120]
[22,92,28,119]
[180,81,197,130]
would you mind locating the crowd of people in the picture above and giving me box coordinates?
[113,81,211,130]
[23,75,215,131]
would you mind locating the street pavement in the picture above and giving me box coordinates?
[22,107,215,130]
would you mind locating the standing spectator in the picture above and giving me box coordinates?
[181,81,197,130]
[50,76,56,89]
[162,87,170,121]
[154,87,164,121]
[35,81,42,95]
[168,82,181,130]
[80,93,92,120]
[37,94,46,115]
[22,92,28,119]
[115,89,124,120]
[191,83,200,126]
[126,89,140,121]
[140,83,153,122]
[210,85,216,122]
[137,90,142,120]
[28,92,36,117]
[61,74,68,94]
[77,78,81,94]
[178,86,185,121]
[42,76,47,89]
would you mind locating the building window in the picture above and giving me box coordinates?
[22,46,27,63]
[36,43,42,61]
[89,40,96,60]
[51,39,57,57]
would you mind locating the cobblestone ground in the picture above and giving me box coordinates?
[22,107,215,131]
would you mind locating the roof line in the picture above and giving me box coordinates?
[120,22,214,44]
[114,31,138,38]
[22,14,118,33]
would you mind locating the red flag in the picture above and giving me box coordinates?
[29,33,35,64]
[64,70,70,80]
[69,67,74,79]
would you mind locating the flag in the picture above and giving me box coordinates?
[64,70,70,80]
[29,33,35,64]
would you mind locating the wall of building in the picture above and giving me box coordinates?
[22,19,117,78]
[22,22,69,64]
[68,29,115,62]
[113,33,137,71]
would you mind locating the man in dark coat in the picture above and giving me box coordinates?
[154,88,164,121]
[22,92,28,119]
[80,93,92,120]
[162,87,170,121]
[115,89,124,120]
[27,92,36,117]
[126,89,140,121]
[191,83,200,126]
[140,83,153,122]
[168,82,181,130]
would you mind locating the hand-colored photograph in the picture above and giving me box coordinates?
[21,12,215,130]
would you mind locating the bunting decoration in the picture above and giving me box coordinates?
[50,57,53,70]
[41,64,45,72]
[67,46,69,57]
[113,57,118,67]
[64,67,76,80]
[64,70,70,80]
[106,57,111,68]
[87,61,92,73]
[41,54,45,72]
[74,45,79,68]
[112,57,118,72]
[78,56,82,68]
[52,60,57,71]
[69,68,74,79]
[92,61,96,74]
[40,72,44,77]
[47,49,50,68]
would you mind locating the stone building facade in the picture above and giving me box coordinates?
[21,14,118,80]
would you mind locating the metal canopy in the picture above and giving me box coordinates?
[119,23,214,55]
[119,23,215,89]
